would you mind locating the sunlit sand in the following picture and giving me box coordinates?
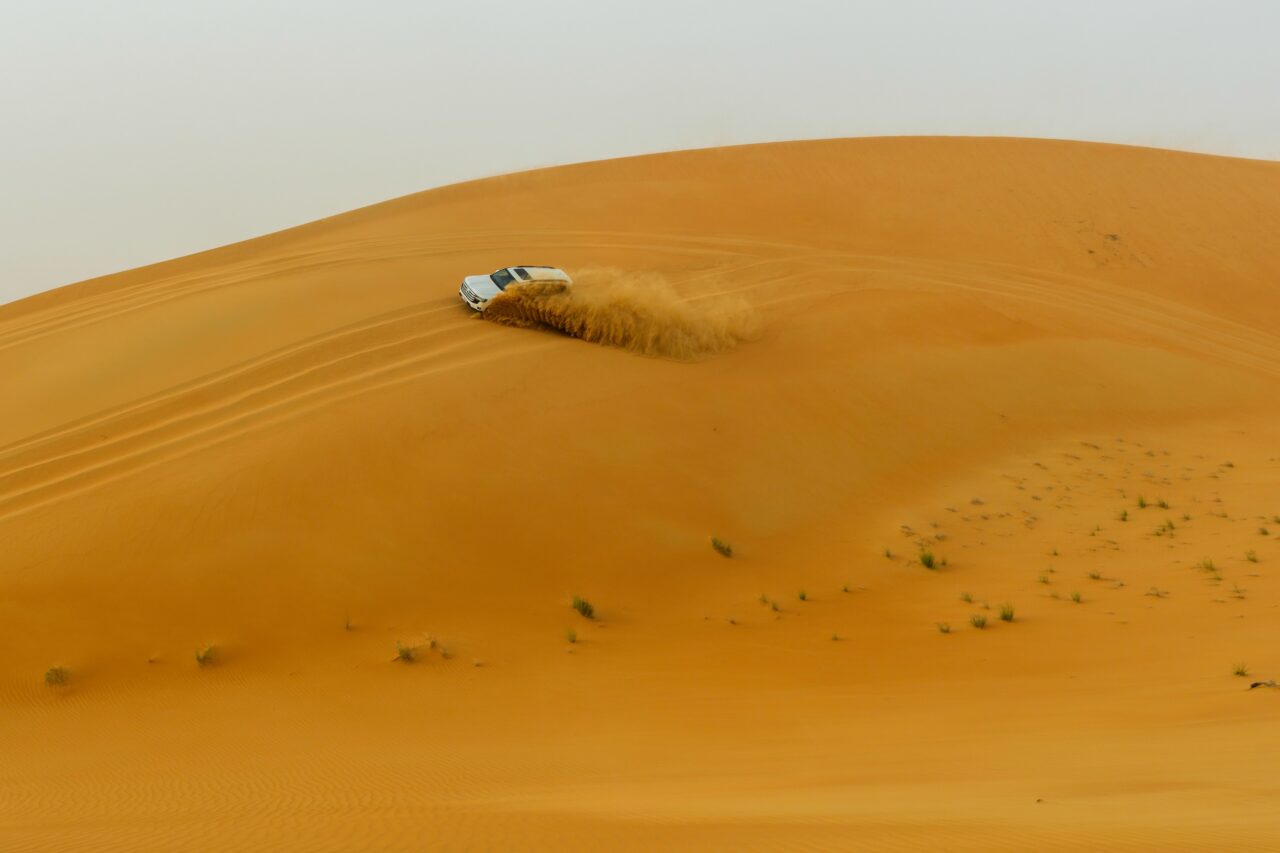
[3,137,1279,850]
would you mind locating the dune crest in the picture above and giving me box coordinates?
[482,267,759,359]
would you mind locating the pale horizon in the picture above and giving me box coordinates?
[3,0,1278,305]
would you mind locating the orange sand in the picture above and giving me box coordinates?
[2,137,1280,850]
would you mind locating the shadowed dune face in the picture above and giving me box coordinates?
[482,268,759,358]
[3,138,1280,850]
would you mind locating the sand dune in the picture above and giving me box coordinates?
[2,137,1280,850]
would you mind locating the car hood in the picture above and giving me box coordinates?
[463,275,502,299]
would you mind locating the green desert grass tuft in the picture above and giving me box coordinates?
[711,537,733,558]
[998,603,1015,622]
[970,614,987,629]
[195,645,217,667]
[797,590,808,601]
[394,641,417,663]
[1137,495,1147,509]
[1246,550,1259,563]
[919,550,936,570]
[1070,591,1082,604]
[44,666,70,686]
[572,596,595,619]
[959,591,972,603]
[566,629,578,644]
[1234,663,1249,677]
[936,622,951,634]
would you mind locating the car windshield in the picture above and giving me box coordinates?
[490,269,515,290]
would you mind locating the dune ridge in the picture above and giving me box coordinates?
[2,137,1280,850]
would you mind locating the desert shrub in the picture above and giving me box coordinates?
[919,550,936,570]
[998,603,1015,622]
[937,622,951,634]
[195,645,217,667]
[394,642,416,663]
[1234,663,1249,677]
[44,666,69,686]
[572,596,595,619]
[711,537,733,558]
[970,614,987,629]
[566,629,577,644]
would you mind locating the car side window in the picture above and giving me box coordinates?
[513,268,531,281]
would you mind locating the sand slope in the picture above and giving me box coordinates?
[3,137,1280,850]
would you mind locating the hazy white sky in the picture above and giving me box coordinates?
[2,0,1278,304]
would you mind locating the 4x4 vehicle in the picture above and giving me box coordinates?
[459,266,572,312]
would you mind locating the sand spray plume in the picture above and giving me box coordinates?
[481,268,759,359]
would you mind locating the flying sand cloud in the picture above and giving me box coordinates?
[482,268,759,359]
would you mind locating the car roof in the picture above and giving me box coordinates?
[509,266,570,282]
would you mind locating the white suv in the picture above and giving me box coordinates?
[459,266,572,312]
